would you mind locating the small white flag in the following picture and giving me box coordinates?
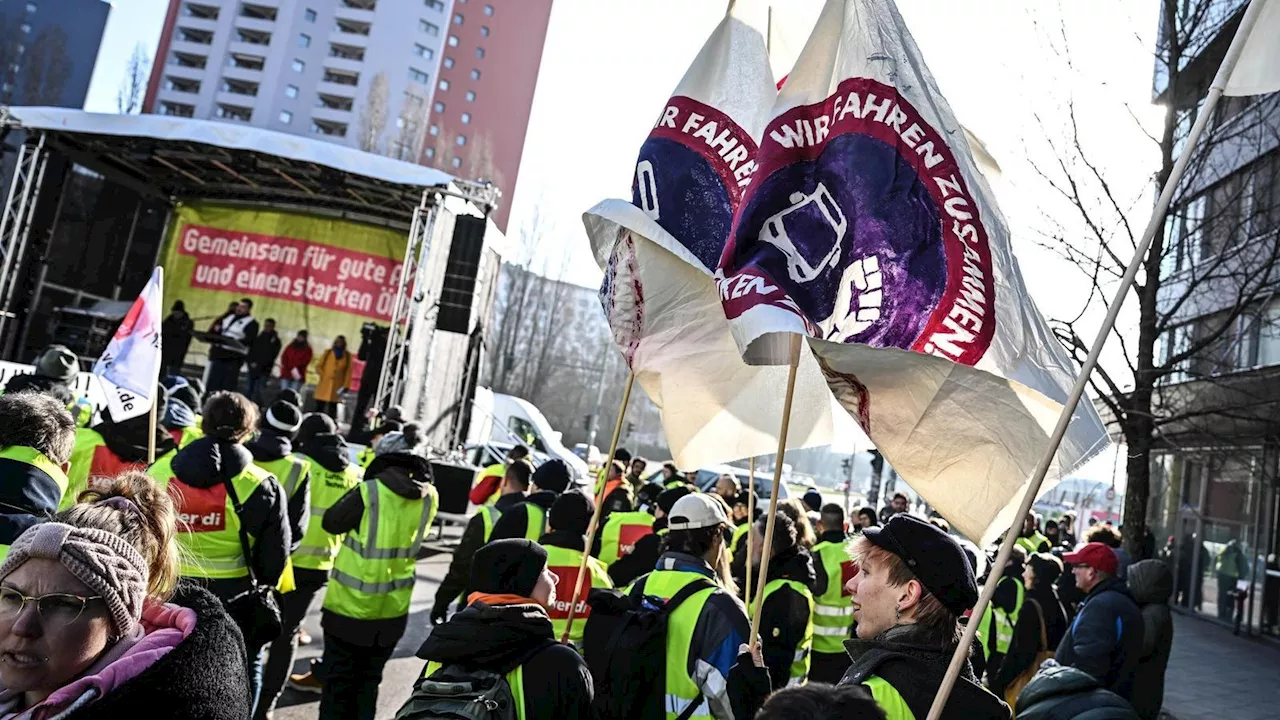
[1225,0,1280,96]
[94,267,164,422]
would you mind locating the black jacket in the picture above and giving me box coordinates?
[436,492,527,612]
[247,429,311,553]
[170,437,290,594]
[992,582,1069,696]
[1127,560,1173,720]
[321,463,433,646]
[1054,576,1143,701]
[840,623,1010,720]
[161,311,194,366]
[756,544,818,689]
[415,600,594,720]
[489,490,558,542]
[607,518,666,588]
[247,329,282,373]
[0,449,62,549]
[60,582,249,719]
[1014,664,1138,720]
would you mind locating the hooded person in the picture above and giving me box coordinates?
[489,459,571,542]
[145,391,291,717]
[834,514,1010,719]
[409,539,595,720]
[0,392,76,561]
[432,459,533,625]
[605,485,690,588]
[161,376,204,449]
[992,552,1070,709]
[4,345,93,428]
[540,491,613,647]
[357,421,402,469]
[65,384,177,511]
[750,511,818,690]
[0,470,248,719]
[371,422,424,457]
[293,412,337,454]
[317,452,438,720]
[1012,664,1139,720]
[1127,559,1174,720]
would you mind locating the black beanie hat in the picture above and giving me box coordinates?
[613,448,632,464]
[275,388,303,408]
[657,486,693,515]
[470,539,548,597]
[549,491,593,536]
[531,459,570,494]
[366,452,433,484]
[264,401,302,435]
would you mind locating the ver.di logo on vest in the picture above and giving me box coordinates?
[168,483,228,532]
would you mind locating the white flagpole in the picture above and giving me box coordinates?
[928,1,1273,716]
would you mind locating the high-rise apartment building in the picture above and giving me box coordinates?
[0,0,110,108]
[144,0,454,162]
[421,0,552,230]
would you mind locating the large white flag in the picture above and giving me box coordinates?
[715,0,1109,544]
[94,267,164,422]
[583,8,851,470]
[1225,0,1280,96]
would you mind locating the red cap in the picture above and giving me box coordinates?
[1063,542,1118,576]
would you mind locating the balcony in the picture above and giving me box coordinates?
[339,0,376,10]
[168,52,207,71]
[312,106,352,124]
[239,3,278,21]
[329,28,369,49]
[163,75,202,94]
[157,86,200,106]
[323,55,363,74]
[315,92,353,112]
[234,28,272,46]
[320,69,359,88]
[182,2,220,20]
[333,17,371,36]
[328,42,365,61]
[219,78,259,97]
[178,15,217,33]
[215,103,253,122]
[224,52,266,72]
[175,27,214,45]
[333,4,375,25]
[159,102,196,118]
[311,118,348,137]
[317,80,358,98]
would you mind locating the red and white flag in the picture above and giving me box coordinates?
[94,267,164,422]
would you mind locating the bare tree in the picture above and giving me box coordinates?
[429,125,458,170]
[20,27,71,105]
[465,130,504,188]
[356,71,389,154]
[1032,0,1280,556]
[116,43,150,114]
[393,87,429,162]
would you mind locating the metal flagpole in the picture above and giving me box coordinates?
[147,400,158,464]
[561,371,635,643]
[927,1,1272,715]
[749,334,802,647]
[745,455,757,607]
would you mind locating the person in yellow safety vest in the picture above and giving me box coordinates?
[747,510,816,690]
[596,503,655,567]
[836,515,1010,719]
[64,384,178,510]
[490,458,571,542]
[593,447,631,496]
[431,459,533,624]
[623,493,750,720]
[729,494,757,558]
[316,452,438,720]
[977,544,1028,686]
[469,444,530,507]
[606,486,690,588]
[2,344,94,428]
[147,390,292,718]
[809,503,858,685]
[660,461,684,489]
[412,539,595,720]
[356,420,401,469]
[0,392,76,561]
[1015,513,1051,556]
[540,491,613,647]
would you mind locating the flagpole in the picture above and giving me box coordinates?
[926,2,1271,716]
[749,334,802,647]
[146,399,157,464]
[561,370,635,644]
[745,455,757,608]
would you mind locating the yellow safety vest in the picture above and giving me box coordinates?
[1016,532,1049,555]
[0,446,69,563]
[423,661,526,720]
[323,479,438,620]
[751,578,814,686]
[598,511,655,566]
[476,463,504,506]
[150,457,274,580]
[172,425,204,449]
[978,576,1025,657]
[543,544,613,647]
[627,570,721,719]
[730,523,751,555]
[292,460,363,571]
[811,540,856,654]
[357,446,375,469]
[478,505,502,542]
[863,675,916,720]
[65,429,175,510]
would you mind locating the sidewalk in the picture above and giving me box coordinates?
[1163,611,1280,719]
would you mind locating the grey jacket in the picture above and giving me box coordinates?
[1127,560,1173,720]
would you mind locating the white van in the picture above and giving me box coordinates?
[468,387,590,482]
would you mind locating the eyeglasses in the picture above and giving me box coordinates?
[0,587,102,626]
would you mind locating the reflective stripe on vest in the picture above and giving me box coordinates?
[544,544,613,647]
[524,505,546,542]
[1016,532,1048,555]
[598,511,655,566]
[167,464,272,579]
[324,479,439,620]
[978,576,1025,657]
[423,661,526,720]
[628,570,720,720]
[811,540,856,653]
[730,523,750,555]
[753,578,814,684]
[479,505,501,542]
[254,456,309,499]
[863,675,916,720]
[292,460,363,571]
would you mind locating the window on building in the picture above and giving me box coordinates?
[475,47,485,59]
[429,124,439,136]
[451,156,462,168]
[465,90,475,102]
[470,68,480,80]
[448,34,459,47]
[480,25,490,37]
[425,0,445,10]
[409,67,429,85]
[456,134,466,146]
[420,20,439,35]
[298,33,311,47]
[20,23,30,33]
[285,84,299,98]
[439,78,450,91]
[460,112,471,124]
[453,12,464,24]
[443,56,454,68]
[433,100,445,112]
[425,147,436,159]
[414,43,434,60]
[291,58,305,72]
[25,2,36,12]
[304,8,316,22]
[1162,194,1206,278]
[279,110,293,124]
[484,4,494,16]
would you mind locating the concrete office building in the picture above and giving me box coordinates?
[144,0,454,161]
[0,0,110,108]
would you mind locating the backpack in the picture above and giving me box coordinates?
[582,575,717,720]
[395,641,554,720]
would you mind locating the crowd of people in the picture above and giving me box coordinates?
[0,347,1180,719]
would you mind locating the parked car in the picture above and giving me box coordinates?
[645,462,791,500]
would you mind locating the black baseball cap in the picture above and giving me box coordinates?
[862,514,978,616]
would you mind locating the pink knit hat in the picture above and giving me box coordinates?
[0,522,147,636]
